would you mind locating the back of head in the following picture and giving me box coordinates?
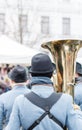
[8,65,28,83]
[76,62,82,76]
[30,53,54,78]
[75,62,82,83]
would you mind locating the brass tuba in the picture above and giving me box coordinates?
[41,39,82,99]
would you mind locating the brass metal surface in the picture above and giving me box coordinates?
[41,39,82,99]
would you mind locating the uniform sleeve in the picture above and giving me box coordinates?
[65,95,82,130]
[74,96,80,106]
[74,86,80,106]
[0,98,4,130]
[5,97,21,130]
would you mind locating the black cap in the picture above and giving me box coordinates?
[8,65,28,83]
[30,53,55,74]
[76,62,82,75]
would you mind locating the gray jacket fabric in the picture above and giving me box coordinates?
[0,85,30,130]
[5,77,82,130]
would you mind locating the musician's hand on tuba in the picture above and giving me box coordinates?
[73,104,81,111]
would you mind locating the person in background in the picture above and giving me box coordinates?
[0,64,13,94]
[5,53,82,130]
[26,66,32,89]
[74,62,82,110]
[0,65,30,130]
[0,80,11,94]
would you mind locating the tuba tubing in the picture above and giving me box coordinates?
[41,39,82,99]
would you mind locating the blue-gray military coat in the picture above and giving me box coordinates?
[5,77,82,130]
[0,85,30,130]
[74,81,82,110]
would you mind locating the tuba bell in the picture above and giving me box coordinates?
[41,39,82,99]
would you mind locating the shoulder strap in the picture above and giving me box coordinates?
[24,92,64,130]
[24,92,62,110]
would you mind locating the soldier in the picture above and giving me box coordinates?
[0,65,30,130]
[74,62,82,110]
[5,53,82,130]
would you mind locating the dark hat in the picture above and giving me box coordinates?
[76,62,82,75]
[30,53,55,74]
[8,65,28,83]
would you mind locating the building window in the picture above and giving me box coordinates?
[19,14,27,33]
[0,13,5,33]
[41,16,49,34]
[62,17,70,35]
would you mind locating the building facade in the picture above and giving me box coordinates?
[0,0,82,51]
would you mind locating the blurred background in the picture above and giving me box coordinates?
[0,0,82,52]
[0,0,82,94]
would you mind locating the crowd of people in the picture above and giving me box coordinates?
[0,64,14,94]
[0,53,82,130]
